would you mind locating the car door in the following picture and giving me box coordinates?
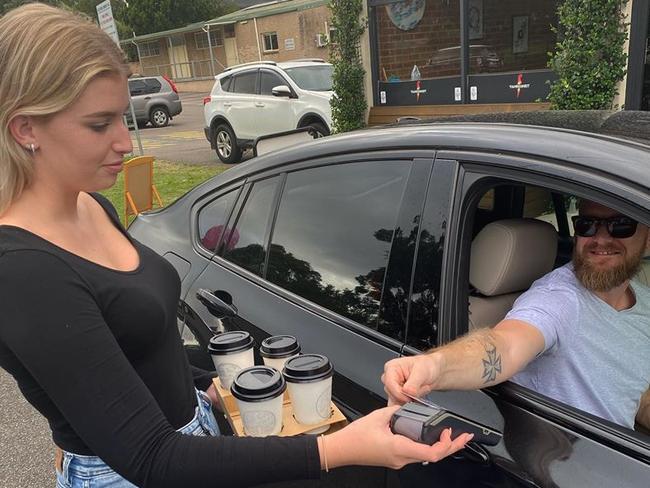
[253,69,296,135]
[183,154,433,420]
[226,69,259,140]
[398,155,650,487]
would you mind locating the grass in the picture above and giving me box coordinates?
[101,160,229,225]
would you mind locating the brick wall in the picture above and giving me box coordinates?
[234,5,333,64]
[377,0,558,81]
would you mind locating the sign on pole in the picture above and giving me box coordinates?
[96,0,119,45]
[96,0,144,156]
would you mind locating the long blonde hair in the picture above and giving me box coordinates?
[0,3,130,215]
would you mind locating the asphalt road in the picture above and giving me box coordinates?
[128,92,219,165]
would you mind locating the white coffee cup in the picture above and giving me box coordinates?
[260,335,301,372]
[208,331,255,390]
[283,354,334,434]
[231,366,286,437]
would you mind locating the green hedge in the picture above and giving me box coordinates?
[547,0,629,110]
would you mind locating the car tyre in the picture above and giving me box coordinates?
[214,124,241,164]
[150,107,170,128]
[308,122,329,138]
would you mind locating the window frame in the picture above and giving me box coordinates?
[262,32,279,52]
[139,40,161,58]
[195,29,224,49]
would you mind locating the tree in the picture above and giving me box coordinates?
[123,0,236,36]
[547,0,629,110]
[329,0,367,133]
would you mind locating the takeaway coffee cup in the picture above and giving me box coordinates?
[208,331,255,390]
[231,366,286,437]
[259,335,301,371]
[283,354,334,434]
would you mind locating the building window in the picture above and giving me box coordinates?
[139,40,161,58]
[195,30,223,49]
[263,32,279,52]
[328,27,337,44]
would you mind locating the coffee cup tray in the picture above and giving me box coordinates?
[213,378,348,437]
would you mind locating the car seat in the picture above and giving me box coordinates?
[468,218,558,330]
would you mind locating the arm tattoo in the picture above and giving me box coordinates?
[481,344,502,384]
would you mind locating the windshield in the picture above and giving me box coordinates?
[284,65,333,91]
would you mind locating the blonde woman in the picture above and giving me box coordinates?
[0,4,472,487]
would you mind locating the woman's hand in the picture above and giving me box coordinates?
[204,383,223,413]
[321,405,473,470]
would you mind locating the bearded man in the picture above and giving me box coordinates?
[382,200,650,430]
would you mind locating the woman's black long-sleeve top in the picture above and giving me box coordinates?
[0,194,320,487]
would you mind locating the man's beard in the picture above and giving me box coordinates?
[573,243,644,292]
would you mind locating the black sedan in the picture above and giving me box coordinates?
[129,111,650,488]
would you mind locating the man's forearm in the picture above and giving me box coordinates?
[424,320,543,391]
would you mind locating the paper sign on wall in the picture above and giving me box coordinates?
[454,87,462,101]
[284,38,295,50]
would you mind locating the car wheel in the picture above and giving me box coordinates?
[308,122,329,138]
[214,124,241,164]
[150,107,170,128]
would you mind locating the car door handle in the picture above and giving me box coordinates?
[223,102,232,107]
[144,96,151,100]
[254,102,265,107]
[196,289,238,319]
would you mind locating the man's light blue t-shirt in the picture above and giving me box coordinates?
[506,263,650,428]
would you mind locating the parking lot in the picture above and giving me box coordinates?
[129,92,216,165]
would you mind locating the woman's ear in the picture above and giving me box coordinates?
[8,115,37,149]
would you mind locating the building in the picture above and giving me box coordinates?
[365,0,649,123]
[121,0,334,92]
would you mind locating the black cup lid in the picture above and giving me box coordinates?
[207,331,254,355]
[230,366,286,402]
[282,354,333,383]
[260,335,301,358]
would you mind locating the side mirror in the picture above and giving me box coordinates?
[196,288,238,319]
[271,85,293,98]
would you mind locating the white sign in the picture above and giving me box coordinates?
[284,38,295,51]
[454,87,461,101]
[96,0,120,45]
[380,91,386,104]
[470,86,477,101]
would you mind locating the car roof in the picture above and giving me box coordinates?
[217,60,330,78]
[200,115,650,194]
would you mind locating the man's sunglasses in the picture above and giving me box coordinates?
[571,215,638,239]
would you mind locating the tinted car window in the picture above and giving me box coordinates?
[220,76,232,92]
[197,189,240,252]
[223,177,279,275]
[232,71,258,94]
[128,79,146,96]
[144,78,161,94]
[267,161,410,333]
[260,71,287,95]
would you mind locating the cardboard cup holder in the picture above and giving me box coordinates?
[213,378,348,437]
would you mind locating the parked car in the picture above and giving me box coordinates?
[424,44,503,75]
[203,59,333,164]
[127,75,182,128]
[130,112,650,487]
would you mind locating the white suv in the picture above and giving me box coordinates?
[203,59,333,163]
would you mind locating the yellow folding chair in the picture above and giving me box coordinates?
[123,155,163,226]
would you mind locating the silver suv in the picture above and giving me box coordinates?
[127,75,182,128]
[203,59,333,163]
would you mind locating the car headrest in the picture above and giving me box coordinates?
[470,218,558,296]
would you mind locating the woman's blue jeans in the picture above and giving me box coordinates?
[55,389,220,487]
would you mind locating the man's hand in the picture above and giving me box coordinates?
[381,354,441,405]
[635,389,650,432]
